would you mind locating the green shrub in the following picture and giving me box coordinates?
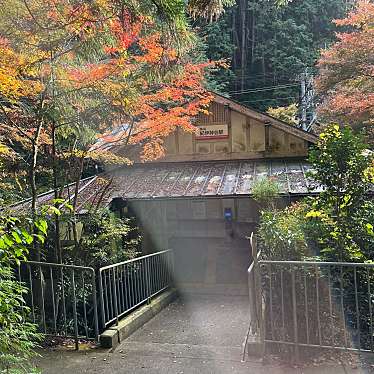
[252,177,280,210]
[0,268,41,374]
[0,215,46,373]
[257,124,374,359]
[61,208,141,269]
[307,125,374,261]
[258,201,309,260]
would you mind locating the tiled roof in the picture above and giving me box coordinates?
[9,159,321,214]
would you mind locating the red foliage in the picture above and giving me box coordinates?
[63,11,217,161]
[2,1,217,162]
[316,1,374,129]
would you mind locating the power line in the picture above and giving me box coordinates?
[228,77,293,84]
[228,83,299,95]
[241,96,298,104]
[229,72,301,79]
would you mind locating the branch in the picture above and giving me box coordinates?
[0,106,33,142]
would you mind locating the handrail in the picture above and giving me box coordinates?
[24,260,95,271]
[260,260,374,267]
[242,233,263,361]
[99,249,173,271]
[98,249,174,328]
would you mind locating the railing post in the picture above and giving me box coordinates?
[248,234,260,333]
[291,266,299,363]
[145,257,151,304]
[98,270,106,330]
[71,269,79,351]
[251,234,265,355]
[39,265,47,334]
[170,249,175,287]
[112,268,119,326]
[90,269,99,342]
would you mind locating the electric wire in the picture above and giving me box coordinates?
[228,83,299,95]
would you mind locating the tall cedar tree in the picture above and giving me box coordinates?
[199,0,349,109]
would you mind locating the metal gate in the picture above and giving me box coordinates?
[244,237,374,360]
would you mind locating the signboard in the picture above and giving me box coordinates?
[196,124,229,140]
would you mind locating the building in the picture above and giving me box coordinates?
[14,93,318,294]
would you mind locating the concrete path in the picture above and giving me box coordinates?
[38,295,372,373]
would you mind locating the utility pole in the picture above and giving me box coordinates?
[300,72,307,130]
[298,69,316,132]
[240,0,247,93]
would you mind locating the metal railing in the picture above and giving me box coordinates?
[243,246,374,361]
[98,249,174,328]
[261,261,374,357]
[242,233,263,361]
[17,261,99,349]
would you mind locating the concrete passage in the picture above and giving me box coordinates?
[37,295,361,373]
[126,294,249,348]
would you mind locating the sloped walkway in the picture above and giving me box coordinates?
[38,295,366,373]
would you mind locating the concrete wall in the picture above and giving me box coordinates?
[128,197,260,292]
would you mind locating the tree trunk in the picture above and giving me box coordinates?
[231,8,239,92]
[30,122,43,262]
[71,157,85,253]
[250,5,255,68]
[51,123,62,263]
[240,0,247,92]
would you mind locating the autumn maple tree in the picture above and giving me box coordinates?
[0,0,224,261]
[316,0,374,131]
[0,0,218,194]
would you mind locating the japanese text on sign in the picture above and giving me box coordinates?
[196,124,229,140]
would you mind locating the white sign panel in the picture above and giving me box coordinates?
[196,124,229,140]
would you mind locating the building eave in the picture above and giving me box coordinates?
[212,92,318,144]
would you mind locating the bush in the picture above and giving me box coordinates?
[258,125,374,262]
[258,202,309,260]
[252,177,280,210]
[0,268,41,374]
[256,124,374,359]
[61,208,141,269]
[0,215,46,373]
[307,125,374,262]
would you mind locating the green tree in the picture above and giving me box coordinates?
[59,209,141,269]
[257,124,374,262]
[267,103,298,125]
[306,125,374,261]
[202,0,350,110]
[252,176,280,210]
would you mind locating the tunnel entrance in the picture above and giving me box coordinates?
[170,237,250,295]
